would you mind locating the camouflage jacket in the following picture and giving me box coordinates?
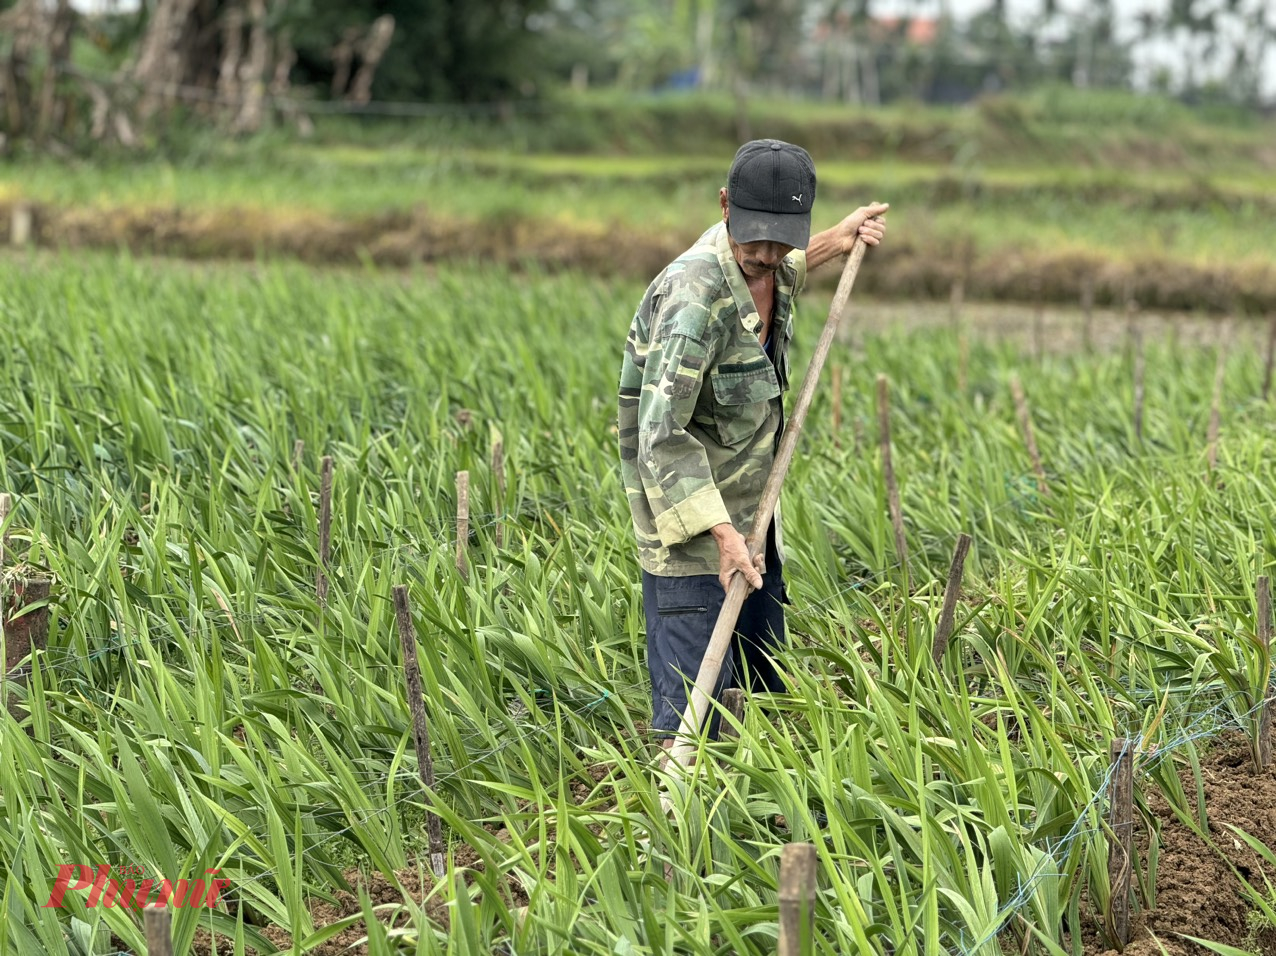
[618,222,807,576]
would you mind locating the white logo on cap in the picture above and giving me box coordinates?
[792,194,803,203]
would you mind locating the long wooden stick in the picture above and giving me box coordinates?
[1106,738,1134,948]
[1010,376,1049,497]
[1258,576,1272,771]
[668,230,878,766]
[932,533,972,665]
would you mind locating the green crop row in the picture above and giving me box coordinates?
[0,253,1272,954]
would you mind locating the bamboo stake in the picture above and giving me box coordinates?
[779,843,818,956]
[831,364,842,449]
[1259,576,1272,771]
[1106,738,1134,948]
[1206,327,1229,474]
[316,455,333,607]
[932,533,972,665]
[492,439,506,550]
[455,470,470,582]
[668,227,879,766]
[877,374,909,569]
[1010,376,1049,497]
[393,585,447,878]
[144,907,174,956]
[291,438,304,472]
[1132,325,1145,445]
[1262,315,1276,403]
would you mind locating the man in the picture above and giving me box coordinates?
[617,138,888,746]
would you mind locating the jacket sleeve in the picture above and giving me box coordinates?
[636,304,731,547]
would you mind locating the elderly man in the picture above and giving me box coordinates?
[617,139,888,744]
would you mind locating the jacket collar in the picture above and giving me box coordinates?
[711,222,796,336]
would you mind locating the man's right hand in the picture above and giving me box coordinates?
[710,523,764,594]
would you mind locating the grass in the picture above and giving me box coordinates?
[0,250,1274,954]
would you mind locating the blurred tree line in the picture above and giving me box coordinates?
[0,0,1271,148]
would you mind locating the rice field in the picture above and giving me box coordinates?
[1,250,1275,955]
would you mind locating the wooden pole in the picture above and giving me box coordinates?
[831,364,842,450]
[392,584,447,878]
[1081,276,1094,353]
[932,533,972,665]
[1132,325,1145,445]
[719,687,745,739]
[491,439,506,550]
[1259,576,1272,771]
[1206,328,1228,474]
[316,456,333,607]
[877,374,909,570]
[1106,738,1134,948]
[1262,315,1276,403]
[144,907,174,956]
[291,439,304,472]
[668,228,880,766]
[1031,277,1044,364]
[10,204,33,247]
[1010,376,1049,497]
[948,277,964,329]
[778,843,818,956]
[455,470,470,582]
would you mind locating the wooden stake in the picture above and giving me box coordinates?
[291,439,304,472]
[144,907,174,956]
[1010,376,1049,497]
[957,331,969,396]
[1259,576,1272,771]
[719,687,745,739]
[1206,329,1229,474]
[1106,738,1134,948]
[1081,276,1094,353]
[10,204,33,247]
[668,227,880,766]
[1031,277,1044,364]
[491,439,506,550]
[852,415,864,455]
[455,470,470,582]
[877,374,908,569]
[392,584,447,878]
[316,456,333,608]
[948,277,964,329]
[779,843,818,956]
[1262,315,1276,403]
[4,575,51,721]
[932,533,972,665]
[1132,325,1145,446]
[830,364,842,449]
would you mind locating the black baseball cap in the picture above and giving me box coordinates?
[726,139,817,250]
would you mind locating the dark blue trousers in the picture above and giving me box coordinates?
[642,529,787,737]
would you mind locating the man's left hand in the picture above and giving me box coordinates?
[835,203,890,254]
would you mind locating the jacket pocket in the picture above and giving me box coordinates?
[710,359,782,447]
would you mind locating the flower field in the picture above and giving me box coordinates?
[1,252,1275,955]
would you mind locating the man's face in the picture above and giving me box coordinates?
[720,189,794,280]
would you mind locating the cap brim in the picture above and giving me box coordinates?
[728,202,811,250]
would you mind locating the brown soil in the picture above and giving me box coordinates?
[1082,733,1276,956]
[3,200,1273,313]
